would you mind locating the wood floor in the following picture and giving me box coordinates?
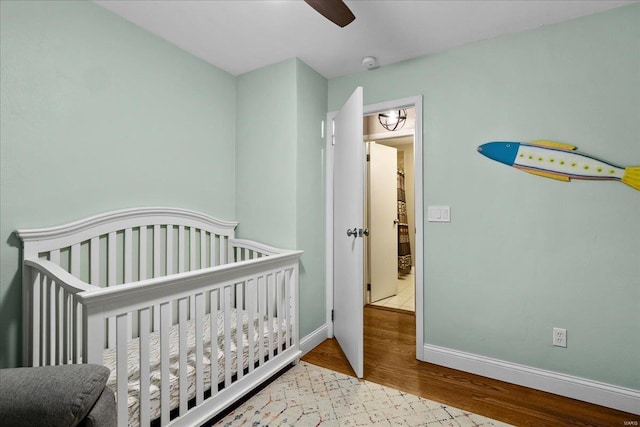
[302,306,638,427]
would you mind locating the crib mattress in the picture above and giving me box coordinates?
[102,309,288,426]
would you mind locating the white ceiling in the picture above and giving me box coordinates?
[94,0,636,79]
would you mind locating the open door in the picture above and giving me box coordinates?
[368,142,398,302]
[332,87,364,378]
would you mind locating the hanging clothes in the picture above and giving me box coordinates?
[397,170,412,274]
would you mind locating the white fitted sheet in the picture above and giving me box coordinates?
[103,309,288,426]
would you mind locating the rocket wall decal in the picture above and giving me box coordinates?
[477,140,640,192]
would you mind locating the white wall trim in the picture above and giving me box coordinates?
[300,324,329,356]
[325,112,337,339]
[424,343,640,415]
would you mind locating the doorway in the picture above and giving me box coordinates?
[364,110,416,313]
[325,94,425,369]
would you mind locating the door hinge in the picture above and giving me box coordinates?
[367,283,371,291]
[366,154,370,161]
[331,309,334,322]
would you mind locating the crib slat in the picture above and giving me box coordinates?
[194,293,205,405]
[124,228,133,283]
[55,283,63,365]
[70,244,80,278]
[116,313,129,427]
[190,228,197,271]
[153,304,160,334]
[40,275,47,365]
[209,289,219,396]
[90,237,99,286]
[153,225,161,332]
[276,272,284,353]
[138,308,151,427]
[236,283,244,380]
[200,230,206,270]
[72,298,80,364]
[257,276,265,367]
[49,249,60,266]
[166,226,174,275]
[61,289,69,364]
[48,277,56,365]
[139,226,147,280]
[267,274,274,360]
[153,225,161,278]
[107,232,116,285]
[82,306,103,365]
[189,230,197,316]
[178,298,188,415]
[292,263,299,350]
[80,306,104,365]
[284,269,290,350]
[223,286,232,387]
[57,285,66,364]
[160,302,171,426]
[247,278,255,373]
[31,271,41,366]
[219,236,226,265]
[178,225,185,273]
[107,233,116,347]
[210,234,216,267]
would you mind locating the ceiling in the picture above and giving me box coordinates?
[94,1,636,79]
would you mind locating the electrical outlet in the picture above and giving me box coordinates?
[553,328,567,348]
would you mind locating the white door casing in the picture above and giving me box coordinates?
[332,87,364,378]
[368,142,399,303]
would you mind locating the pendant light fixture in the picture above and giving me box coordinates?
[378,109,407,131]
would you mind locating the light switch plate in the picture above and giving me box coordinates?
[427,206,451,222]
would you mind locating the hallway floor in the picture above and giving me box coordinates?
[370,270,414,311]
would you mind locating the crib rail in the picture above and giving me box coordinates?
[17,207,238,287]
[230,238,289,260]
[18,208,303,426]
[17,207,239,360]
[22,248,302,427]
[89,250,301,426]
[22,259,99,367]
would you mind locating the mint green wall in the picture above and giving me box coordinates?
[235,60,297,249]
[0,1,237,367]
[236,59,327,337]
[329,5,640,389]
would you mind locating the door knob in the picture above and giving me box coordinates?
[346,227,358,237]
[359,228,369,237]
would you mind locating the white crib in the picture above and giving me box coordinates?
[16,207,302,426]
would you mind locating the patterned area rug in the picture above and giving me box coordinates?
[214,361,512,426]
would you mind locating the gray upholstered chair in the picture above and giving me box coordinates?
[0,364,116,427]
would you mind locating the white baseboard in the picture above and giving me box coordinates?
[423,344,639,415]
[300,324,328,356]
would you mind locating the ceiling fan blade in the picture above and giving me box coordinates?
[304,0,355,28]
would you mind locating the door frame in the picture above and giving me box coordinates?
[326,95,424,361]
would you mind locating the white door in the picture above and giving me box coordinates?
[333,87,364,378]
[368,142,398,302]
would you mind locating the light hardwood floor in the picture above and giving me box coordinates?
[302,306,637,427]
